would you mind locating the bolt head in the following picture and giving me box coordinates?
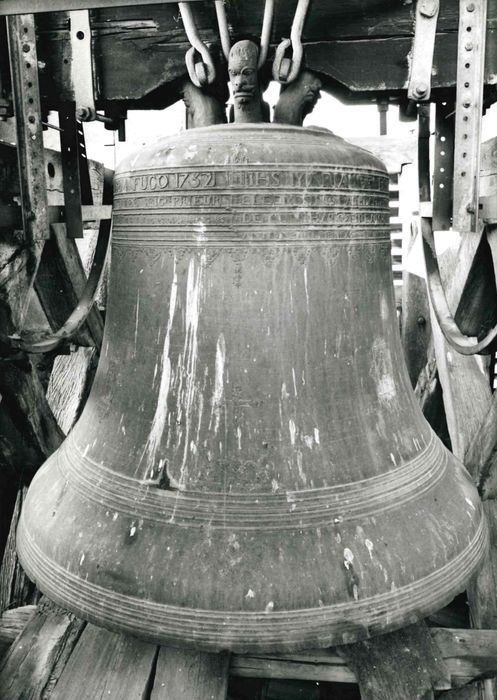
[465,41,473,50]
[467,3,475,11]
[414,82,428,97]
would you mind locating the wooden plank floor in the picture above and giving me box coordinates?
[4,602,497,699]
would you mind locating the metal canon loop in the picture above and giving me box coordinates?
[272,38,293,83]
[272,0,309,84]
[258,0,274,69]
[215,0,274,71]
[214,0,231,62]
[422,218,497,355]
[417,103,497,356]
[185,45,215,88]
[179,2,216,87]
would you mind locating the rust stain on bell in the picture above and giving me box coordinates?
[17,124,487,653]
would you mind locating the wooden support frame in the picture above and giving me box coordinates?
[6,604,497,696]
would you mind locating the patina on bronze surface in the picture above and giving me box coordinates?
[274,70,323,126]
[17,124,487,653]
[180,79,227,129]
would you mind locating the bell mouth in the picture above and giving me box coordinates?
[17,500,488,653]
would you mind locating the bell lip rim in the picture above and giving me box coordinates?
[16,511,488,653]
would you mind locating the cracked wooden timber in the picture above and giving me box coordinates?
[5,603,497,698]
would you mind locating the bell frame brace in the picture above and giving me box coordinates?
[407,0,440,102]
[419,0,496,356]
[1,12,112,355]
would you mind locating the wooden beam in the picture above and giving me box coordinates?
[33,2,497,104]
[0,487,39,616]
[339,623,450,700]
[464,137,497,497]
[0,0,202,13]
[0,605,36,641]
[0,598,85,699]
[6,609,497,691]
[151,647,230,700]
[424,13,497,700]
[50,625,158,700]
[0,605,35,657]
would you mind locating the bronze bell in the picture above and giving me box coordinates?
[17,124,487,653]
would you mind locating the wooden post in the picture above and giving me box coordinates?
[339,623,451,700]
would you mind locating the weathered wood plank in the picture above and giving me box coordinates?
[0,360,64,478]
[0,598,85,700]
[151,646,230,700]
[46,347,99,433]
[50,624,157,700]
[230,652,355,685]
[440,685,483,700]
[0,605,36,660]
[461,139,497,497]
[6,612,497,690]
[338,623,451,699]
[0,605,36,643]
[0,487,40,616]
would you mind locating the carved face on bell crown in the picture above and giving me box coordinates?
[228,40,260,106]
[300,71,322,110]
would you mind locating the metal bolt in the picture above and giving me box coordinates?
[463,97,472,108]
[417,316,427,327]
[466,204,475,213]
[467,3,475,11]
[76,106,92,121]
[413,82,428,98]
[465,41,473,50]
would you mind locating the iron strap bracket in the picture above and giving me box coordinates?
[68,10,95,118]
[59,103,93,239]
[7,13,50,242]
[407,0,440,101]
[453,0,487,233]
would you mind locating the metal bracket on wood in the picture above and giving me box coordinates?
[7,13,49,241]
[59,103,93,239]
[68,10,95,120]
[407,0,440,101]
[432,101,455,231]
[453,0,487,233]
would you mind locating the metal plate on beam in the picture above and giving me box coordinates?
[453,0,487,232]
[7,13,50,241]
